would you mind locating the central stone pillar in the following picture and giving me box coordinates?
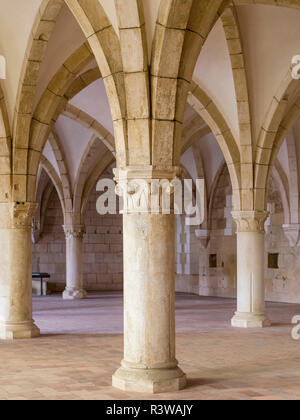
[231,211,271,328]
[112,167,186,394]
[0,202,40,339]
[62,225,87,300]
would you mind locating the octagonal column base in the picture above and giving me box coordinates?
[62,288,87,300]
[112,365,187,394]
[0,320,40,340]
[231,312,271,328]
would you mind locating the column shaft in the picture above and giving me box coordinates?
[231,211,271,328]
[63,226,86,300]
[0,203,40,339]
[112,168,186,393]
[123,213,175,367]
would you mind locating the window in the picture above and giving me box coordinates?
[209,254,217,268]
[268,253,279,269]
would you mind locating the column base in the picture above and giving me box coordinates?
[0,320,40,340]
[231,312,271,328]
[62,288,87,300]
[112,364,187,394]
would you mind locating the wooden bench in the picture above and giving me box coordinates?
[32,273,50,296]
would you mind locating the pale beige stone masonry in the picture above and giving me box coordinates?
[62,224,87,300]
[0,202,40,339]
[112,166,186,394]
[231,210,271,328]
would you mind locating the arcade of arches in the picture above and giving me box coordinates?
[1,0,300,399]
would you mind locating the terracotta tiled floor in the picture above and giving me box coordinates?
[0,293,300,400]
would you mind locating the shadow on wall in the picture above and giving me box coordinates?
[32,185,123,293]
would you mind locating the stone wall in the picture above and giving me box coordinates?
[175,215,199,295]
[34,166,300,302]
[265,224,300,304]
[32,187,123,292]
[83,188,123,291]
[32,188,66,290]
[175,166,300,304]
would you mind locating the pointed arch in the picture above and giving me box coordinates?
[64,67,101,100]
[34,168,58,242]
[272,162,291,226]
[285,132,299,225]
[255,72,297,177]
[182,125,211,155]
[39,155,65,217]
[73,134,114,215]
[182,112,207,141]
[39,181,55,240]
[268,99,300,172]
[254,70,299,210]
[30,64,100,164]
[0,82,11,202]
[65,0,128,166]
[221,6,254,200]
[30,61,100,168]
[26,43,96,201]
[181,112,211,154]
[188,81,241,210]
[151,0,230,166]
[191,143,208,227]
[48,131,72,213]
[12,0,64,202]
[207,160,227,231]
[189,82,239,166]
[62,103,115,154]
[28,42,93,165]
[80,151,115,216]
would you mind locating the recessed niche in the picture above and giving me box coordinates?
[268,253,279,269]
[209,254,217,268]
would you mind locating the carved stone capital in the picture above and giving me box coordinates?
[114,166,182,182]
[63,225,85,239]
[231,210,269,233]
[114,166,182,214]
[10,202,38,229]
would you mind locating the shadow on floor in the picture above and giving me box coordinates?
[185,377,227,389]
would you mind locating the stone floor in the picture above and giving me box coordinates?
[0,292,300,400]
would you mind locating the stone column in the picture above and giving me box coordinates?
[231,211,271,328]
[0,202,40,339]
[112,167,186,394]
[62,225,87,300]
